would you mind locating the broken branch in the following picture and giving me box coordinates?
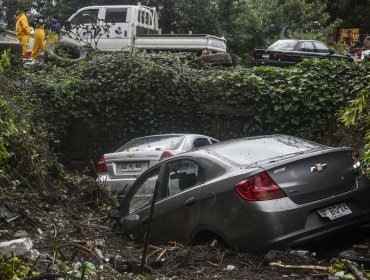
[344,260,368,280]
[269,262,327,271]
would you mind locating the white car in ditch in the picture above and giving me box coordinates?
[97,134,219,195]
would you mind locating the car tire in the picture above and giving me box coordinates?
[45,41,87,63]
[192,53,232,66]
[0,41,22,55]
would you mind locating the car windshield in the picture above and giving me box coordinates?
[117,135,185,152]
[268,40,298,51]
[213,135,324,165]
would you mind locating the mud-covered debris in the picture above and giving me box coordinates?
[14,229,29,238]
[0,238,33,258]
[0,204,19,222]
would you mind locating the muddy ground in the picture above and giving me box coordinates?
[1,179,370,280]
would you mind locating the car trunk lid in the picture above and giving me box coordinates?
[104,151,163,179]
[262,148,358,205]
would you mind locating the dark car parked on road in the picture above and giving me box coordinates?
[109,135,370,252]
[252,39,354,67]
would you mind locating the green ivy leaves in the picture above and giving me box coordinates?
[9,52,370,168]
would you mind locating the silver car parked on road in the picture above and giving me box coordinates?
[97,134,219,194]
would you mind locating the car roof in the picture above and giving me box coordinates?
[165,134,327,161]
[275,39,323,43]
[131,133,216,139]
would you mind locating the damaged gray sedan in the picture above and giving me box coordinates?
[109,135,370,252]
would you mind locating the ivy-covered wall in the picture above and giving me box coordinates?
[16,53,370,171]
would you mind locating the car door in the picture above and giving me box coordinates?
[67,8,102,47]
[120,165,162,242]
[298,41,317,60]
[99,7,132,51]
[313,41,331,58]
[151,158,205,244]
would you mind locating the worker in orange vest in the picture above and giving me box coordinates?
[31,16,46,60]
[15,8,31,56]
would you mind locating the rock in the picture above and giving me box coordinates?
[72,262,82,270]
[28,249,40,260]
[226,265,236,271]
[95,248,104,259]
[264,250,279,263]
[14,230,29,238]
[95,238,105,248]
[0,238,33,258]
[0,230,10,236]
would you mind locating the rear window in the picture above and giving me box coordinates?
[268,40,298,51]
[117,135,185,152]
[213,135,323,165]
[105,8,128,23]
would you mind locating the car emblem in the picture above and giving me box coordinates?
[311,163,327,173]
[127,152,135,157]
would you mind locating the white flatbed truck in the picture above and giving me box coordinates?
[58,4,231,65]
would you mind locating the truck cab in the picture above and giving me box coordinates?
[65,5,158,51]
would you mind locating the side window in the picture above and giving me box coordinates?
[128,167,160,213]
[141,10,145,23]
[145,12,150,25]
[300,42,315,52]
[193,138,211,149]
[71,9,99,26]
[105,9,127,23]
[165,160,204,196]
[314,42,330,53]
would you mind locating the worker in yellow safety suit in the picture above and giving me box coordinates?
[31,17,46,60]
[15,8,31,56]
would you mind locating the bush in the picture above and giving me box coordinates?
[7,52,370,170]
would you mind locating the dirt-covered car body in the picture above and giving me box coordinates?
[97,134,218,194]
[112,135,370,252]
[252,39,354,67]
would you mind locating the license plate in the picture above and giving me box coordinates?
[119,162,143,172]
[317,203,352,220]
[262,54,270,59]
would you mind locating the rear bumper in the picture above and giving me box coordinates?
[251,59,296,67]
[223,176,370,252]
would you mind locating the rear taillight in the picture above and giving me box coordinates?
[234,172,286,201]
[160,151,174,161]
[352,154,361,175]
[97,155,108,173]
[274,52,284,60]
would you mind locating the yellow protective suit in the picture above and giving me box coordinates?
[31,25,46,59]
[15,12,31,56]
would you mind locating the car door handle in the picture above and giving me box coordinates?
[184,197,196,207]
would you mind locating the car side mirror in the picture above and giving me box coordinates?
[108,207,121,219]
[329,49,335,54]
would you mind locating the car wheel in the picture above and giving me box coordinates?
[45,41,87,63]
[193,231,228,249]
